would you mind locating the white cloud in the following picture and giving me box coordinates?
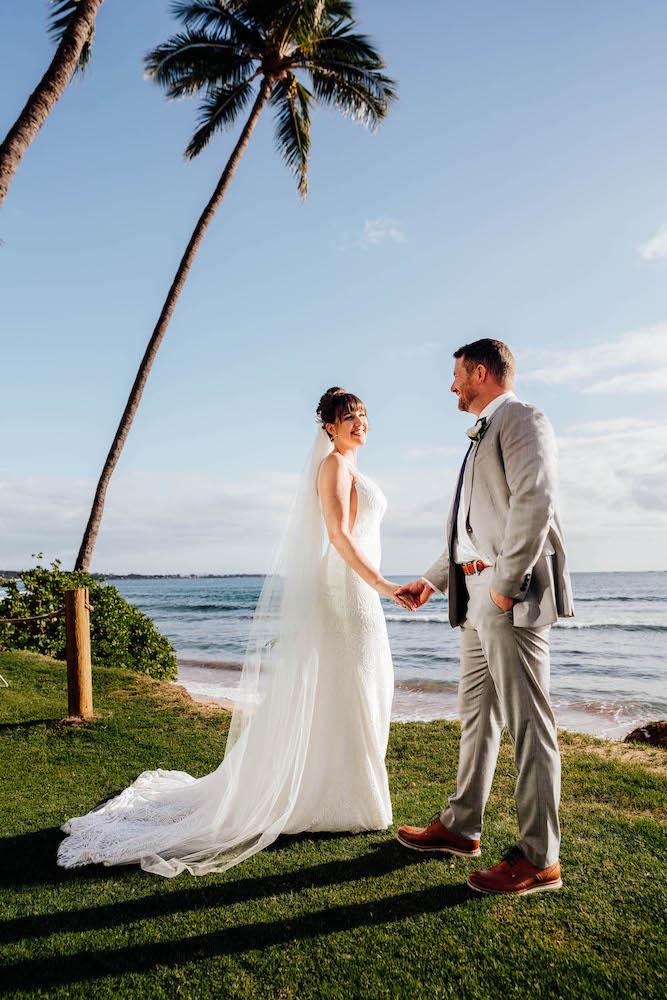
[584,368,667,394]
[638,224,667,260]
[333,217,406,252]
[361,217,406,247]
[564,417,658,435]
[0,469,297,575]
[522,323,667,394]
[404,340,441,359]
[554,418,667,545]
[3,414,666,577]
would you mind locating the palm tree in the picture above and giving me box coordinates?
[74,0,396,571]
[0,1,103,208]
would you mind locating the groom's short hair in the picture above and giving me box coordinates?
[453,339,515,386]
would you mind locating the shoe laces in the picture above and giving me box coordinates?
[429,811,442,826]
[501,845,525,866]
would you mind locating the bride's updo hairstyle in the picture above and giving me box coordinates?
[316,387,366,441]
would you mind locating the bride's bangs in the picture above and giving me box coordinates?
[336,393,366,420]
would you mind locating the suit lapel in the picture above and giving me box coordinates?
[464,400,510,521]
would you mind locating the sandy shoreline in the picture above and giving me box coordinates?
[178,657,242,672]
[172,679,667,773]
[175,656,658,741]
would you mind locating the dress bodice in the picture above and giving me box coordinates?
[348,469,387,542]
[319,465,387,585]
[317,462,386,541]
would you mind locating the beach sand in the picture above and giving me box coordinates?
[175,657,655,740]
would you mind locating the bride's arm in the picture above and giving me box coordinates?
[318,454,415,609]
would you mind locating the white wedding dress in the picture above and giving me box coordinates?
[56,432,394,877]
[283,466,393,834]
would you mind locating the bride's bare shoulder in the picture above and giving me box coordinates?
[317,452,353,496]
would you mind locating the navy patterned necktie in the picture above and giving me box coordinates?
[449,440,474,552]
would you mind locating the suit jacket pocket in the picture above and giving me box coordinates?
[513,553,558,627]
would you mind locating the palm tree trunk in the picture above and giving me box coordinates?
[74,77,273,572]
[0,0,105,208]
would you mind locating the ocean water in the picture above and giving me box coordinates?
[111,572,667,741]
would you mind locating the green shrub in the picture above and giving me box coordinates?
[0,557,177,681]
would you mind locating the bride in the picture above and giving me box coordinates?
[57,387,414,877]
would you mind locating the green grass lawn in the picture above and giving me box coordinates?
[1,649,665,999]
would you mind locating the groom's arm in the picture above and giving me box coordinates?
[394,549,447,607]
[396,503,453,606]
[421,551,449,595]
[421,501,454,594]
[491,405,558,601]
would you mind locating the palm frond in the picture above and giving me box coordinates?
[233,1,328,49]
[185,77,257,157]
[300,29,386,69]
[145,31,255,98]
[321,0,354,18]
[308,65,394,128]
[239,0,301,33]
[148,1,396,167]
[294,14,396,128]
[271,73,311,196]
[47,0,94,71]
[306,57,396,104]
[170,1,264,47]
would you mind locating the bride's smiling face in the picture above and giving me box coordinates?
[327,407,369,449]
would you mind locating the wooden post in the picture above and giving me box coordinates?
[65,587,93,719]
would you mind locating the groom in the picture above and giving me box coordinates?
[396,338,574,895]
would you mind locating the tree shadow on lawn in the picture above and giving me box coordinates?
[0,718,68,731]
[3,831,457,945]
[1,874,473,994]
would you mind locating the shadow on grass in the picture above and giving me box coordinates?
[3,836,438,944]
[0,824,136,890]
[0,718,65,731]
[1,875,473,993]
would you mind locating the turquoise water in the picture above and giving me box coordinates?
[111,572,667,740]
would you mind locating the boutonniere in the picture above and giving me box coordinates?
[466,416,488,443]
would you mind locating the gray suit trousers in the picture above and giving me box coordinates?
[440,571,561,868]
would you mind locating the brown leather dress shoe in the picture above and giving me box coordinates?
[396,813,481,857]
[467,845,562,895]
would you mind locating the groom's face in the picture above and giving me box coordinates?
[451,357,479,412]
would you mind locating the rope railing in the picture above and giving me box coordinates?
[0,608,64,623]
[0,608,64,686]
[0,589,93,717]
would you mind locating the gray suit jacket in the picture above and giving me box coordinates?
[424,398,574,628]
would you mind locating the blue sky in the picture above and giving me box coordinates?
[1,1,666,574]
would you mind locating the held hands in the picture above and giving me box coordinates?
[394,579,435,611]
[377,578,419,611]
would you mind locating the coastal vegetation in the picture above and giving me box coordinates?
[1,648,665,998]
[0,558,176,680]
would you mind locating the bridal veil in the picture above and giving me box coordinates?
[57,429,334,877]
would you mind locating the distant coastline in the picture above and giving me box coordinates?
[1,570,664,580]
[0,571,266,580]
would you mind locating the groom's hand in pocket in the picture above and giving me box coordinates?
[490,588,514,612]
[395,579,434,610]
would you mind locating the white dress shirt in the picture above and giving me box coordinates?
[422,390,516,592]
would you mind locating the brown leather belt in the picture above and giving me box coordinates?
[460,560,492,576]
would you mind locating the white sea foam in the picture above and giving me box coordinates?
[108,573,667,741]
